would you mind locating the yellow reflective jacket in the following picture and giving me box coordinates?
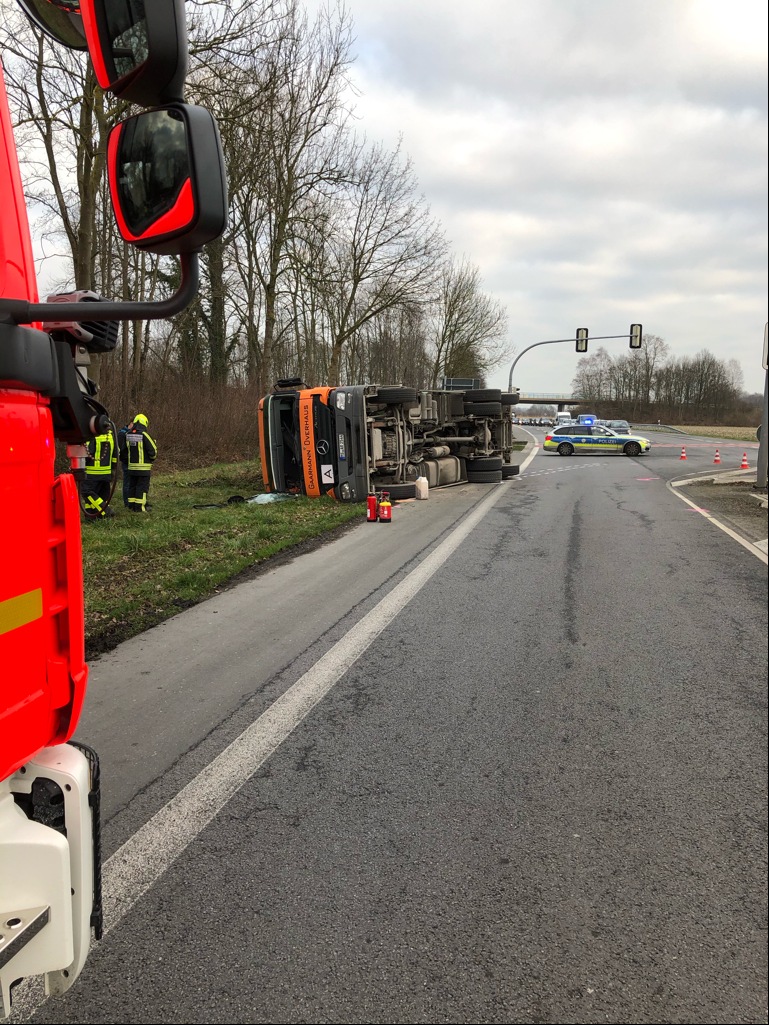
[85,432,117,476]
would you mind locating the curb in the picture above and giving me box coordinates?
[670,467,759,488]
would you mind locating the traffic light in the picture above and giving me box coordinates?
[629,323,642,349]
[576,328,588,353]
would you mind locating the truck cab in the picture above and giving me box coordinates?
[258,382,369,502]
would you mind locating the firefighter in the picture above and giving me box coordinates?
[81,429,117,518]
[119,413,157,512]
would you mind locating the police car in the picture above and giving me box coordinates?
[543,423,652,456]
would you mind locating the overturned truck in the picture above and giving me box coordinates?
[258,379,520,502]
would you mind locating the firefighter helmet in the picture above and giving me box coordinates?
[133,413,149,427]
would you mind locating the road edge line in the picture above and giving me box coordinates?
[668,481,768,565]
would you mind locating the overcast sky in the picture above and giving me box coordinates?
[325,0,768,397]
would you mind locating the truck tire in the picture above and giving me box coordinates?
[463,388,501,402]
[466,469,503,484]
[382,482,417,499]
[463,401,503,417]
[470,456,503,471]
[501,463,519,478]
[500,392,520,405]
[372,387,418,404]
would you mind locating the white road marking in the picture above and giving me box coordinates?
[669,482,768,565]
[104,482,519,917]
[9,470,523,1022]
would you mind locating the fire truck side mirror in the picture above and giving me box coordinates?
[80,0,188,105]
[107,104,228,255]
[15,0,88,50]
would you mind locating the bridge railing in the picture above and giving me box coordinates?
[517,392,577,400]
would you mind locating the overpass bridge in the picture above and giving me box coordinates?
[516,392,587,409]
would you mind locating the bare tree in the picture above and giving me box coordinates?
[206,0,355,394]
[311,137,448,384]
[428,257,509,385]
[341,303,431,387]
[636,333,670,405]
[571,347,613,401]
[572,338,747,423]
[0,12,116,293]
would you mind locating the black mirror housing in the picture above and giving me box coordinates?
[16,0,88,50]
[81,0,188,105]
[107,104,228,255]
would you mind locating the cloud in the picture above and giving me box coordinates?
[331,0,767,394]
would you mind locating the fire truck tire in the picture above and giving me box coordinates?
[462,388,501,402]
[373,387,419,404]
[501,463,520,478]
[470,456,503,471]
[466,469,503,484]
[383,482,417,499]
[463,401,502,416]
[500,392,520,405]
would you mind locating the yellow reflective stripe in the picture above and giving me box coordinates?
[0,589,43,637]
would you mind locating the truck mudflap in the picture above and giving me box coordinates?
[0,742,100,1017]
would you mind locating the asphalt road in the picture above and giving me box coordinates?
[12,430,768,1025]
[528,425,768,554]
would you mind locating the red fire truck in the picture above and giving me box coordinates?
[0,1,227,1014]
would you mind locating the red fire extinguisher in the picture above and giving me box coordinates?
[378,491,392,522]
[367,493,378,522]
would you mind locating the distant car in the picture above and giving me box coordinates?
[543,424,651,456]
[607,419,630,432]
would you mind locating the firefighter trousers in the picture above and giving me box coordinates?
[81,476,112,518]
[127,471,152,512]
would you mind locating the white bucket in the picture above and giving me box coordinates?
[415,476,429,500]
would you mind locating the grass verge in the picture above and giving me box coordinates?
[83,445,530,657]
[81,461,360,658]
[679,426,759,442]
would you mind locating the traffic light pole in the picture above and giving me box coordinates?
[507,333,636,392]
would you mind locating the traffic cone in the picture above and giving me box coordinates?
[740,452,749,469]
[713,449,721,464]
[680,446,687,460]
